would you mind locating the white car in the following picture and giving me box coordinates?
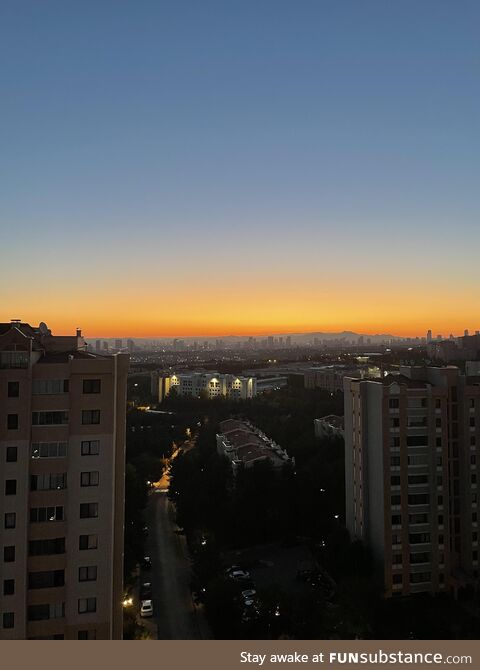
[241,589,257,601]
[140,599,153,617]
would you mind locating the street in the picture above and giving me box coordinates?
[143,490,211,639]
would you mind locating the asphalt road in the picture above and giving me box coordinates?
[144,490,211,640]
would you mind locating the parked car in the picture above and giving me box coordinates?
[140,582,152,600]
[229,569,250,581]
[140,599,153,617]
[141,556,152,570]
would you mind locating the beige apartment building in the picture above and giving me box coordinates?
[0,321,128,639]
[345,366,480,598]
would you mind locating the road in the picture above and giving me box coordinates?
[144,489,211,639]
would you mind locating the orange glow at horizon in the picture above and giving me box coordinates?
[3,276,479,339]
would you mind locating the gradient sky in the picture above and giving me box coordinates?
[1,1,479,337]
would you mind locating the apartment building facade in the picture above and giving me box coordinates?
[156,371,257,403]
[0,321,128,639]
[344,366,480,598]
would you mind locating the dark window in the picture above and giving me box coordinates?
[32,379,69,395]
[392,574,402,584]
[410,552,430,564]
[30,506,64,523]
[391,495,401,505]
[410,572,431,584]
[81,440,100,456]
[407,435,428,447]
[7,381,19,397]
[5,480,16,496]
[7,414,18,430]
[2,612,14,629]
[391,456,401,467]
[408,475,429,485]
[408,494,429,505]
[392,515,402,525]
[80,471,99,487]
[81,410,100,425]
[389,398,399,409]
[3,579,14,596]
[27,603,65,621]
[28,570,65,589]
[6,447,17,462]
[409,532,431,544]
[79,566,97,582]
[83,379,101,394]
[78,630,96,640]
[471,417,476,427]
[79,534,98,550]
[80,503,98,519]
[4,513,16,529]
[28,538,65,556]
[32,411,68,426]
[30,473,66,491]
[3,546,15,562]
[78,597,96,614]
[391,476,401,486]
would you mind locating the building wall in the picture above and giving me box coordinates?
[0,329,128,639]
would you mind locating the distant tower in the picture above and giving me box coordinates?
[427,330,432,343]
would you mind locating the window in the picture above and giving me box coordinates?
[81,440,100,456]
[3,579,14,596]
[7,381,19,397]
[6,447,17,462]
[408,494,429,505]
[30,506,64,523]
[83,379,101,394]
[31,473,67,491]
[80,503,98,519]
[28,603,65,621]
[391,476,401,486]
[409,532,431,544]
[4,513,16,529]
[31,442,67,459]
[410,572,431,584]
[79,534,98,550]
[390,418,400,428]
[32,411,68,426]
[471,417,476,428]
[81,410,100,425]
[391,456,401,467]
[2,612,14,629]
[392,574,402,584]
[391,495,401,505]
[7,414,18,430]
[79,566,97,582]
[0,351,29,369]
[3,546,15,562]
[392,515,402,525]
[78,630,97,640]
[78,597,96,614]
[407,436,428,447]
[409,513,429,524]
[32,379,68,395]
[28,538,65,556]
[80,471,99,487]
[408,475,429,485]
[28,570,65,589]
[410,552,430,564]
[5,480,16,495]
[389,398,399,409]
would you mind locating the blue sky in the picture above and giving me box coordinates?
[1,1,479,335]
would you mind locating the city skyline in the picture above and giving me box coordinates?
[1,1,479,337]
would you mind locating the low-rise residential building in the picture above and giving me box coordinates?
[155,372,257,402]
[305,364,381,393]
[314,415,345,439]
[216,419,294,475]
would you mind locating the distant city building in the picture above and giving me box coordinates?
[344,366,480,598]
[216,419,294,475]
[255,376,288,393]
[305,364,381,393]
[314,415,344,439]
[427,330,432,343]
[95,340,101,353]
[114,339,122,350]
[126,339,135,353]
[286,336,292,348]
[155,371,257,402]
[0,320,128,639]
[427,334,480,363]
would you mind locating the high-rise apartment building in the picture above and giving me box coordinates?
[0,321,128,639]
[344,366,480,598]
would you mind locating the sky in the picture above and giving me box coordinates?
[1,0,479,338]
